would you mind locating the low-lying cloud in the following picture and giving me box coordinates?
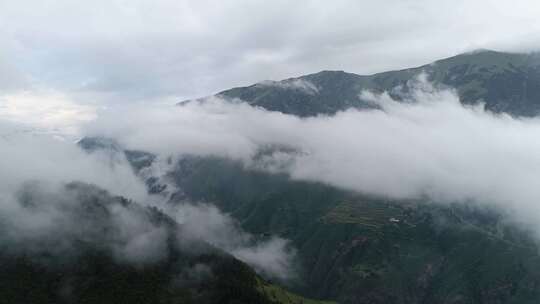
[0,124,146,201]
[7,78,540,280]
[1,181,169,265]
[173,203,296,280]
[0,120,296,280]
[0,127,163,264]
[255,79,319,95]
[85,82,540,236]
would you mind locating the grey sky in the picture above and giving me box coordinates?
[0,0,540,102]
[1,0,540,124]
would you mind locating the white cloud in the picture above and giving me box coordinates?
[1,181,169,265]
[84,82,540,237]
[231,238,296,280]
[256,79,319,95]
[2,0,540,104]
[0,125,146,201]
[173,202,296,280]
[0,118,296,278]
[4,0,540,279]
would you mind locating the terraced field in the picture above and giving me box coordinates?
[121,154,540,303]
[320,200,404,228]
[257,279,337,304]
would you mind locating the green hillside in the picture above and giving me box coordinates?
[164,156,540,304]
[217,50,540,117]
[0,181,325,304]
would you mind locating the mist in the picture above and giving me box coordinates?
[1,181,169,265]
[6,77,540,281]
[0,121,296,280]
[84,81,540,236]
[0,123,147,201]
[173,203,296,280]
[0,127,162,264]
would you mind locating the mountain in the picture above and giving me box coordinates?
[0,181,328,304]
[159,155,540,304]
[169,51,540,303]
[78,136,540,304]
[215,50,540,117]
[69,50,540,304]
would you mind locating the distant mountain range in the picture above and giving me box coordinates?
[211,50,540,117]
[9,50,540,304]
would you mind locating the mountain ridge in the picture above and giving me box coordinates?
[77,137,540,303]
[0,180,329,304]
[201,49,540,117]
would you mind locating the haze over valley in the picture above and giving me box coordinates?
[3,1,540,303]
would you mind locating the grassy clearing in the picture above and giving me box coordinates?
[257,279,337,304]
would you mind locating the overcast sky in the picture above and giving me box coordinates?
[2,0,540,130]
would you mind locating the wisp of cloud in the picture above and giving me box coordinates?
[85,81,540,237]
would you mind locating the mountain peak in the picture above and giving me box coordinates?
[431,49,531,69]
[206,50,540,117]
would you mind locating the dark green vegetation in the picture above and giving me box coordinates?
[163,156,540,304]
[217,50,540,117]
[0,182,324,304]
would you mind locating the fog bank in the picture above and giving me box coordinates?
[85,82,540,234]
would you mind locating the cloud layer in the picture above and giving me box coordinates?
[5,76,540,278]
[84,83,540,236]
[0,121,296,280]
